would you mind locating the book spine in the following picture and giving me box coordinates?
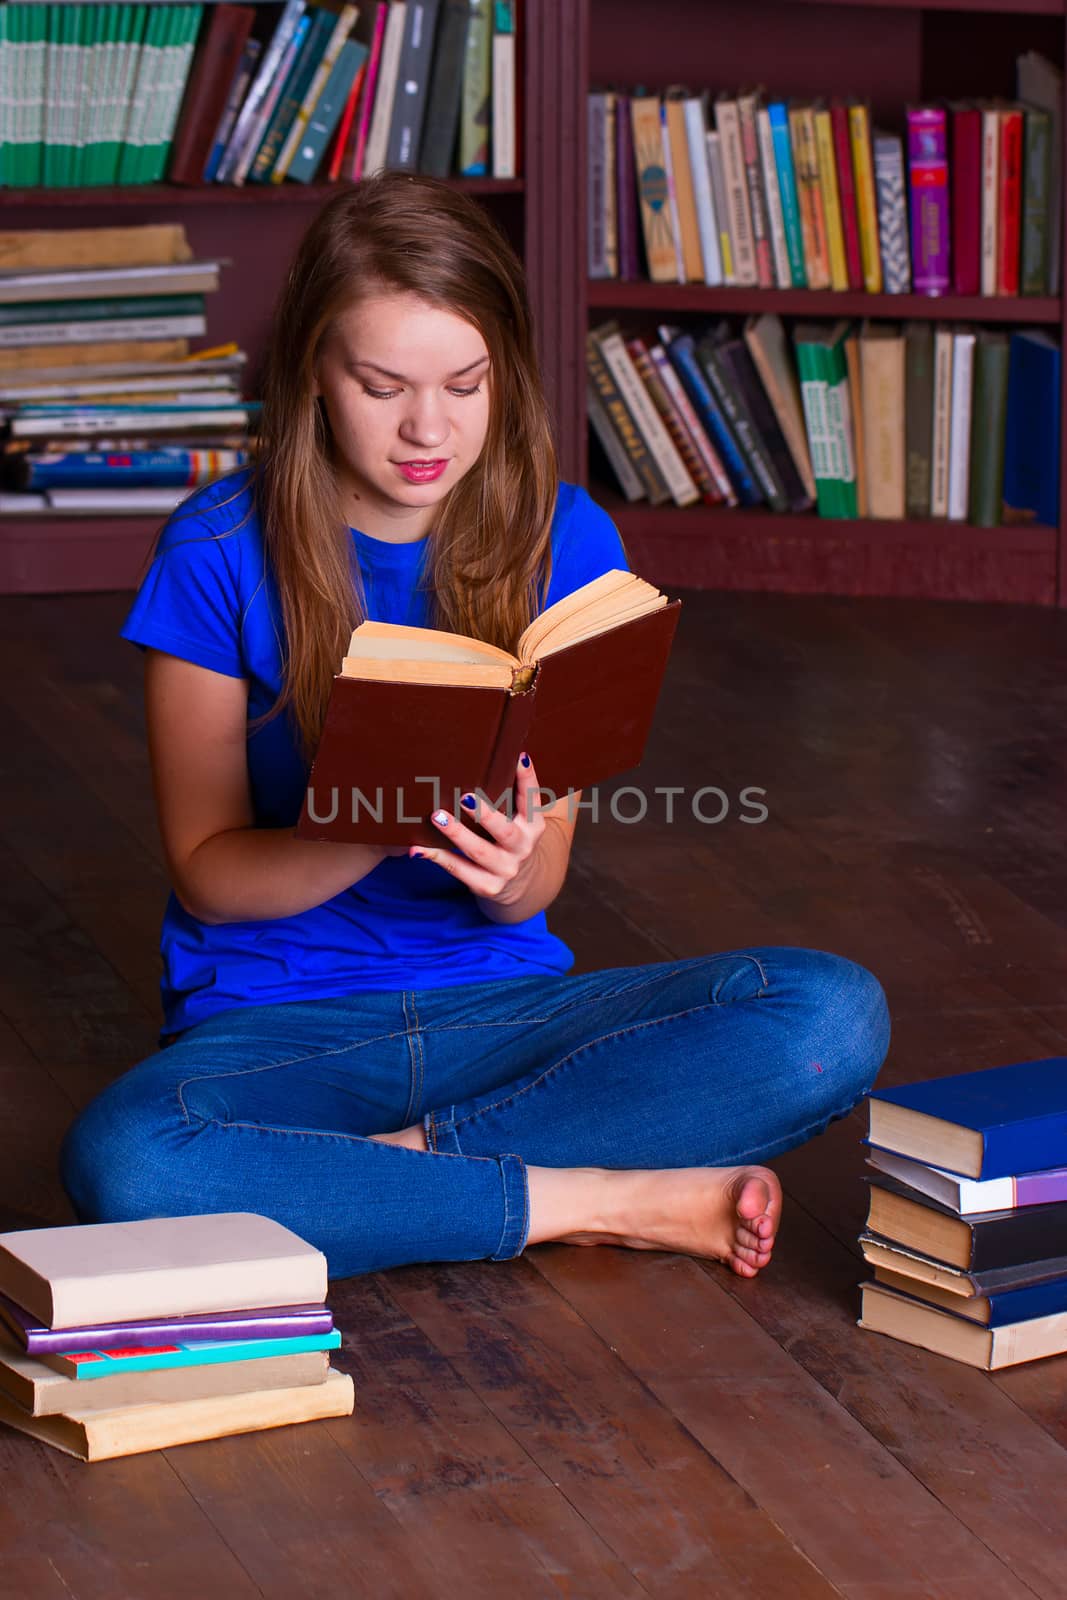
[585,331,669,504]
[794,338,839,518]
[874,133,911,294]
[588,93,610,278]
[251,12,335,184]
[904,320,934,518]
[813,106,849,290]
[849,102,882,293]
[417,0,470,177]
[947,329,976,520]
[631,96,678,283]
[744,315,816,501]
[490,0,516,180]
[664,332,760,505]
[1020,107,1051,296]
[169,3,254,185]
[715,97,756,285]
[458,0,490,176]
[596,326,698,505]
[789,105,824,289]
[683,96,721,286]
[997,107,1023,297]
[968,331,1010,527]
[843,331,867,517]
[716,336,812,512]
[860,328,905,519]
[280,7,362,182]
[930,324,954,517]
[19,449,248,490]
[980,107,1000,295]
[203,38,261,183]
[586,381,644,502]
[705,131,735,285]
[907,106,950,295]
[233,13,311,186]
[829,101,864,291]
[665,94,704,282]
[0,294,204,327]
[628,336,718,504]
[649,340,736,504]
[657,100,686,283]
[350,1,389,181]
[825,336,858,518]
[737,92,773,287]
[615,92,641,282]
[768,102,806,287]
[756,107,791,288]
[215,0,307,184]
[951,106,982,296]
[286,39,366,185]
[384,0,441,174]
[696,335,786,510]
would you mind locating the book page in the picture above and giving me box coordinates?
[341,656,516,689]
[517,571,664,661]
[345,620,519,669]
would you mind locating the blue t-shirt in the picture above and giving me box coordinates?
[121,470,628,1036]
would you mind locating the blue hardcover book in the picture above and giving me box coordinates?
[868,1058,1067,1181]
[874,1266,1067,1327]
[663,332,763,506]
[54,1328,342,1379]
[20,450,250,490]
[767,102,807,288]
[1003,330,1061,529]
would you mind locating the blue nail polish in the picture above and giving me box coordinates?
[432,810,449,827]
[520,752,531,768]
[460,793,477,810]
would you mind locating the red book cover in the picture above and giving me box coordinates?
[327,59,368,181]
[951,104,982,295]
[349,1,389,180]
[168,4,255,185]
[997,107,1024,295]
[830,101,864,290]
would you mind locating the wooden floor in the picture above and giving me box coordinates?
[2,585,1067,1599]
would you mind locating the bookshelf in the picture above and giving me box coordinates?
[579,0,1067,606]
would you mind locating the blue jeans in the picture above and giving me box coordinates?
[59,947,890,1279]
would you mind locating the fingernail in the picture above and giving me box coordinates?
[460,793,477,810]
[432,810,449,827]
[520,752,530,768]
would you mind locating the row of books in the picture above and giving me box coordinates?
[859,1058,1067,1372]
[587,314,1060,530]
[0,1212,354,1461]
[0,223,258,515]
[0,0,518,190]
[589,52,1063,298]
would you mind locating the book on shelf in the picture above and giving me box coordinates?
[872,130,910,295]
[0,1212,328,1329]
[858,321,904,520]
[296,569,681,846]
[418,0,471,178]
[903,320,933,519]
[459,0,491,176]
[590,321,699,507]
[1002,329,1060,528]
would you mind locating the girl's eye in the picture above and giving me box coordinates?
[361,384,484,400]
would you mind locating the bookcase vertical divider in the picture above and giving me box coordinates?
[1058,5,1067,604]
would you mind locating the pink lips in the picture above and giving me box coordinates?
[397,460,448,483]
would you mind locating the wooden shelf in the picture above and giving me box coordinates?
[0,177,525,208]
[594,489,1059,605]
[0,515,160,594]
[587,282,1062,324]
[780,0,1063,12]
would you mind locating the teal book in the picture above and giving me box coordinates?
[50,1328,342,1379]
[0,294,206,328]
[249,5,334,183]
[286,37,367,183]
[767,101,807,288]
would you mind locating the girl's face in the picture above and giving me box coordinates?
[313,291,492,541]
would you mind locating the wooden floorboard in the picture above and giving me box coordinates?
[0,587,1065,1597]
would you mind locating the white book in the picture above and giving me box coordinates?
[947,327,976,521]
[649,341,736,504]
[713,97,756,285]
[47,486,190,513]
[684,94,722,287]
[0,315,207,350]
[757,106,792,287]
[491,12,516,179]
[0,1213,328,1329]
[587,381,644,502]
[930,324,954,516]
[595,327,698,506]
[2,374,236,403]
[363,2,408,177]
[863,1148,1062,1216]
[705,131,735,286]
[120,4,167,167]
[980,107,1000,296]
[0,262,225,305]
[12,405,249,437]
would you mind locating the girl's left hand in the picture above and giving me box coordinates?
[409,751,546,907]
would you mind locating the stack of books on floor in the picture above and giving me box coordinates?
[588,312,1060,531]
[589,54,1062,296]
[858,1057,1067,1371]
[0,222,256,517]
[0,1212,353,1461]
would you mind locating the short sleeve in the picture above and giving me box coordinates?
[543,484,630,608]
[120,510,246,680]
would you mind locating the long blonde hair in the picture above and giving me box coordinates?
[234,171,558,760]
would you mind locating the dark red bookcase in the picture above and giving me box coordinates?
[2,0,1066,606]
[578,0,1067,605]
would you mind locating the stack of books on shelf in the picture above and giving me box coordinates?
[589,54,1062,297]
[858,1058,1067,1372]
[0,222,257,517]
[587,312,1059,530]
[0,0,519,190]
[0,1212,354,1461]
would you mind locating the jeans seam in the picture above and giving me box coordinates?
[175,1030,411,1126]
[449,1000,732,1132]
[419,965,691,1031]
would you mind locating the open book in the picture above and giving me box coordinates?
[297,571,681,845]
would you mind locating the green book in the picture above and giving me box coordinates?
[1020,104,1052,297]
[249,6,333,183]
[459,0,490,175]
[146,4,204,184]
[75,2,107,186]
[99,4,146,186]
[28,2,49,187]
[793,325,847,518]
[135,0,181,183]
[41,3,62,188]
[0,294,207,328]
[904,320,934,519]
[286,36,366,183]
[968,330,1010,528]
[116,1,166,183]
[84,5,118,186]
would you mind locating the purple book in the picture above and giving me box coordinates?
[0,1289,334,1356]
[907,105,951,295]
[615,91,641,282]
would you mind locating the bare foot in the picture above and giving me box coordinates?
[556,1165,782,1278]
